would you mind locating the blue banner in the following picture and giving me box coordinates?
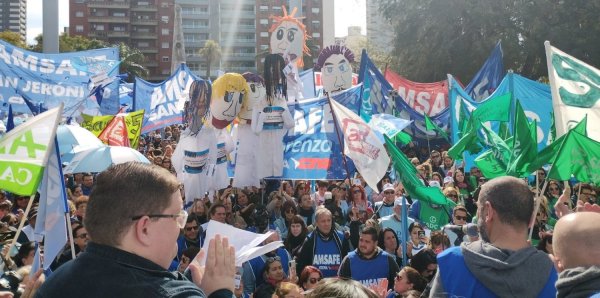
[358,50,451,144]
[134,64,202,133]
[465,41,505,101]
[281,85,361,180]
[0,40,120,116]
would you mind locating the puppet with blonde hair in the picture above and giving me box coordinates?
[252,54,294,178]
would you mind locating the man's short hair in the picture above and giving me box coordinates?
[314,206,332,222]
[209,203,225,216]
[479,176,533,227]
[84,162,180,247]
[0,200,12,211]
[361,226,378,242]
[317,180,328,188]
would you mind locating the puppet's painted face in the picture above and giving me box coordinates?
[270,21,304,63]
[321,54,353,94]
[238,82,265,121]
[210,89,245,129]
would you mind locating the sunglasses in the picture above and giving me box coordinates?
[384,191,395,195]
[185,225,199,232]
[309,277,322,284]
[454,215,468,221]
[76,233,88,239]
[266,256,281,264]
[549,187,559,191]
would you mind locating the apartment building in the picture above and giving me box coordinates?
[0,0,27,43]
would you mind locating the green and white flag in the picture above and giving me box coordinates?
[547,131,600,185]
[0,106,63,196]
[545,41,600,142]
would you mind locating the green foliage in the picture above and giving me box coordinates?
[115,42,148,82]
[199,39,221,79]
[377,0,600,82]
[0,31,26,48]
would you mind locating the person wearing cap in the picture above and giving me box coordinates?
[373,184,398,219]
[379,198,414,243]
[17,206,37,244]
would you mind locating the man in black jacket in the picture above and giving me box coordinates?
[36,162,235,298]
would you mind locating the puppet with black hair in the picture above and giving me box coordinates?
[172,79,212,202]
[252,54,294,179]
[232,72,265,188]
[314,45,355,95]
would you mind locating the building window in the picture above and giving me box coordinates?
[162,42,169,48]
[162,56,169,62]
[75,11,84,17]
[161,16,169,23]
[161,2,169,8]
[260,32,268,37]
[259,19,268,25]
[312,7,320,14]
[95,24,105,31]
[260,45,268,50]
[259,5,268,11]
[74,0,85,3]
[113,12,126,17]
[312,32,320,38]
[138,42,150,47]
[75,25,84,32]
[162,28,169,35]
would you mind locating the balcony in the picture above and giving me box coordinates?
[131,5,157,11]
[139,47,158,53]
[88,1,130,8]
[144,61,158,67]
[177,0,209,5]
[131,32,158,39]
[107,31,130,37]
[89,16,130,23]
[88,31,107,38]
[131,18,158,26]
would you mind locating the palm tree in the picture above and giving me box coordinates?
[199,40,221,79]
[115,42,148,82]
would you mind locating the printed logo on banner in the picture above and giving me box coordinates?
[342,118,381,160]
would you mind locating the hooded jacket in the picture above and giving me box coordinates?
[556,266,600,298]
[430,240,557,297]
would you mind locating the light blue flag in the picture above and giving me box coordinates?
[30,244,42,278]
[34,138,69,269]
[368,113,413,143]
[299,69,318,98]
[465,41,505,101]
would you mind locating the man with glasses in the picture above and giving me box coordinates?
[431,176,557,297]
[338,226,399,289]
[373,184,398,219]
[37,162,236,298]
[177,217,201,260]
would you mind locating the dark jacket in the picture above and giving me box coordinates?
[35,242,232,298]
[296,228,350,277]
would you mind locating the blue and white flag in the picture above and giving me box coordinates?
[299,69,318,99]
[282,85,362,180]
[368,113,413,143]
[135,64,201,133]
[465,41,505,101]
[0,40,120,116]
[34,138,69,270]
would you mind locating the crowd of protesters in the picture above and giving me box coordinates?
[0,123,599,297]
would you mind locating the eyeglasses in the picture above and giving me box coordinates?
[265,256,281,264]
[131,210,188,229]
[184,225,199,232]
[431,155,441,159]
[384,191,395,195]
[76,233,88,239]
[454,215,468,221]
[309,277,322,284]
[285,209,296,214]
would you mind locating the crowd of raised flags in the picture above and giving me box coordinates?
[0,38,598,295]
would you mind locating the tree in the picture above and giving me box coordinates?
[115,42,148,82]
[377,0,600,82]
[0,31,26,48]
[199,40,221,79]
[30,33,107,53]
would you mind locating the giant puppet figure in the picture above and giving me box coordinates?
[172,80,212,202]
[232,72,266,188]
[205,73,249,192]
[252,54,295,178]
[314,45,355,95]
[269,6,310,102]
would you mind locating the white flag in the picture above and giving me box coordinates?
[545,41,600,141]
[329,99,390,192]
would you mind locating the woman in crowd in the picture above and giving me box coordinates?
[297,266,323,292]
[267,191,285,223]
[378,228,403,267]
[348,184,372,223]
[442,187,460,205]
[12,241,35,268]
[274,200,298,240]
[189,199,208,225]
[280,181,295,201]
[407,223,427,258]
[254,256,293,297]
[430,172,443,186]
[306,278,378,298]
[536,231,554,254]
[332,184,349,224]
[294,182,308,202]
[453,169,473,199]
[284,215,308,258]
[440,155,454,176]
[545,180,563,221]
[297,194,315,227]
[428,231,450,255]
[386,267,428,298]
[234,189,255,225]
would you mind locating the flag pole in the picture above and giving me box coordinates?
[326,92,352,182]
[4,194,37,260]
[529,176,549,241]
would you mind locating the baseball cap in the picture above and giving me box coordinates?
[383,183,395,192]
[443,176,454,184]
[429,180,441,188]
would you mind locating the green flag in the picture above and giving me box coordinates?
[447,118,482,160]
[506,101,538,177]
[547,131,600,185]
[526,115,587,173]
[480,122,512,169]
[424,114,450,142]
[471,93,512,123]
[498,121,511,141]
[475,150,507,178]
[384,135,451,205]
[0,106,62,196]
[394,131,412,145]
[549,112,557,144]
